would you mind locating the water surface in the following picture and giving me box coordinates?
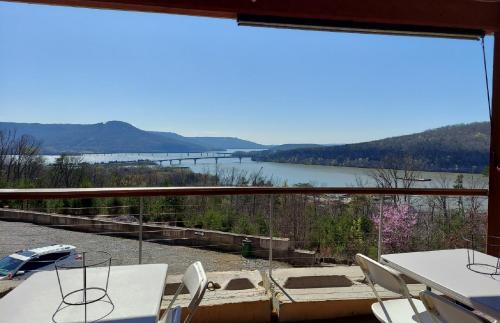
[43,151,487,188]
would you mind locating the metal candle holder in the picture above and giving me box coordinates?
[53,251,113,323]
[464,235,500,276]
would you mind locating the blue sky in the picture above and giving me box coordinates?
[0,1,493,145]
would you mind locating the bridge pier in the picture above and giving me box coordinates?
[239,157,242,163]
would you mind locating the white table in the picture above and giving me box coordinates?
[382,249,500,320]
[0,264,168,323]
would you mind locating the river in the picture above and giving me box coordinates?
[43,150,488,188]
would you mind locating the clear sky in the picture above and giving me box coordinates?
[0,1,494,145]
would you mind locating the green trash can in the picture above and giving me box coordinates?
[241,238,252,257]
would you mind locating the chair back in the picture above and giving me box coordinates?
[420,291,487,323]
[161,261,208,323]
[356,253,425,323]
[182,261,208,313]
[356,253,408,296]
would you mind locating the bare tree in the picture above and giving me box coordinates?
[370,155,423,204]
[49,154,85,187]
[0,131,43,186]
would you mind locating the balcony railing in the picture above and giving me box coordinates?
[0,186,488,200]
[0,186,489,275]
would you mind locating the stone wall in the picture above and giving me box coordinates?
[0,208,316,266]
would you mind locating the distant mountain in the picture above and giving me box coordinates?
[0,121,264,154]
[152,132,266,150]
[188,137,266,150]
[251,122,490,173]
[268,144,324,151]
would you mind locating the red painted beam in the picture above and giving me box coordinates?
[488,36,500,256]
[0,187,488,200]
[4,0,500,34]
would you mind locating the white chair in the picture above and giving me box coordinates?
[159,261,208,323]
[356,253,435,323]
[420,290,490,323]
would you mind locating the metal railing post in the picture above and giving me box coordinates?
[266,195,294,303]
[377,195,384,261]
[268,196,273,277]
[139,197,143,264]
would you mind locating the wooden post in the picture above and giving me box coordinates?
[488,35,500,256]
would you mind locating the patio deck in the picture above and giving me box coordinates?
[159,266,426,322]
[0,186,490,322]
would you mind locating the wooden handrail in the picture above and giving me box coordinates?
[0,186,488,200]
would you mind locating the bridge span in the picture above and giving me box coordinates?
[156,155,248,165]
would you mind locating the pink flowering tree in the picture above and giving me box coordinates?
[373,204,417,253]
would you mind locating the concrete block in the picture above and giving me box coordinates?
[288,249,317,267]
[162,270,271,323]
[265,266,426,322]
[259,237,290,251]
[32,212,52,225]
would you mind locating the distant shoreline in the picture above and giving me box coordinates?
[40,152,488,188]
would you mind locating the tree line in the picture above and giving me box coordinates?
[245,122,490,173]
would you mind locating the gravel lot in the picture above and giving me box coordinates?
[0,220,289,274]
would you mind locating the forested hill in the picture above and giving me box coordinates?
[251,122,490,173]
[268,144,324,151]
[0,121,265,154]
[152,132,266,150]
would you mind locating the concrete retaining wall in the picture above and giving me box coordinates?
[163,270,271,323]
[0,208,316,266]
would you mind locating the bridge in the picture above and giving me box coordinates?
[156,155,247,165]
[102,152,250,166]
[146,152,234,157]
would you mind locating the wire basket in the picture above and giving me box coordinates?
[53,251,113,323]
[464,235,500,275]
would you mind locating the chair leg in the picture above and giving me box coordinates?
[162,283,184,323]
[184,283,208,323]
[365,275,392,322]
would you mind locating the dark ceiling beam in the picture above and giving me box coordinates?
[487,34,500,256]
[5,0,500,34]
